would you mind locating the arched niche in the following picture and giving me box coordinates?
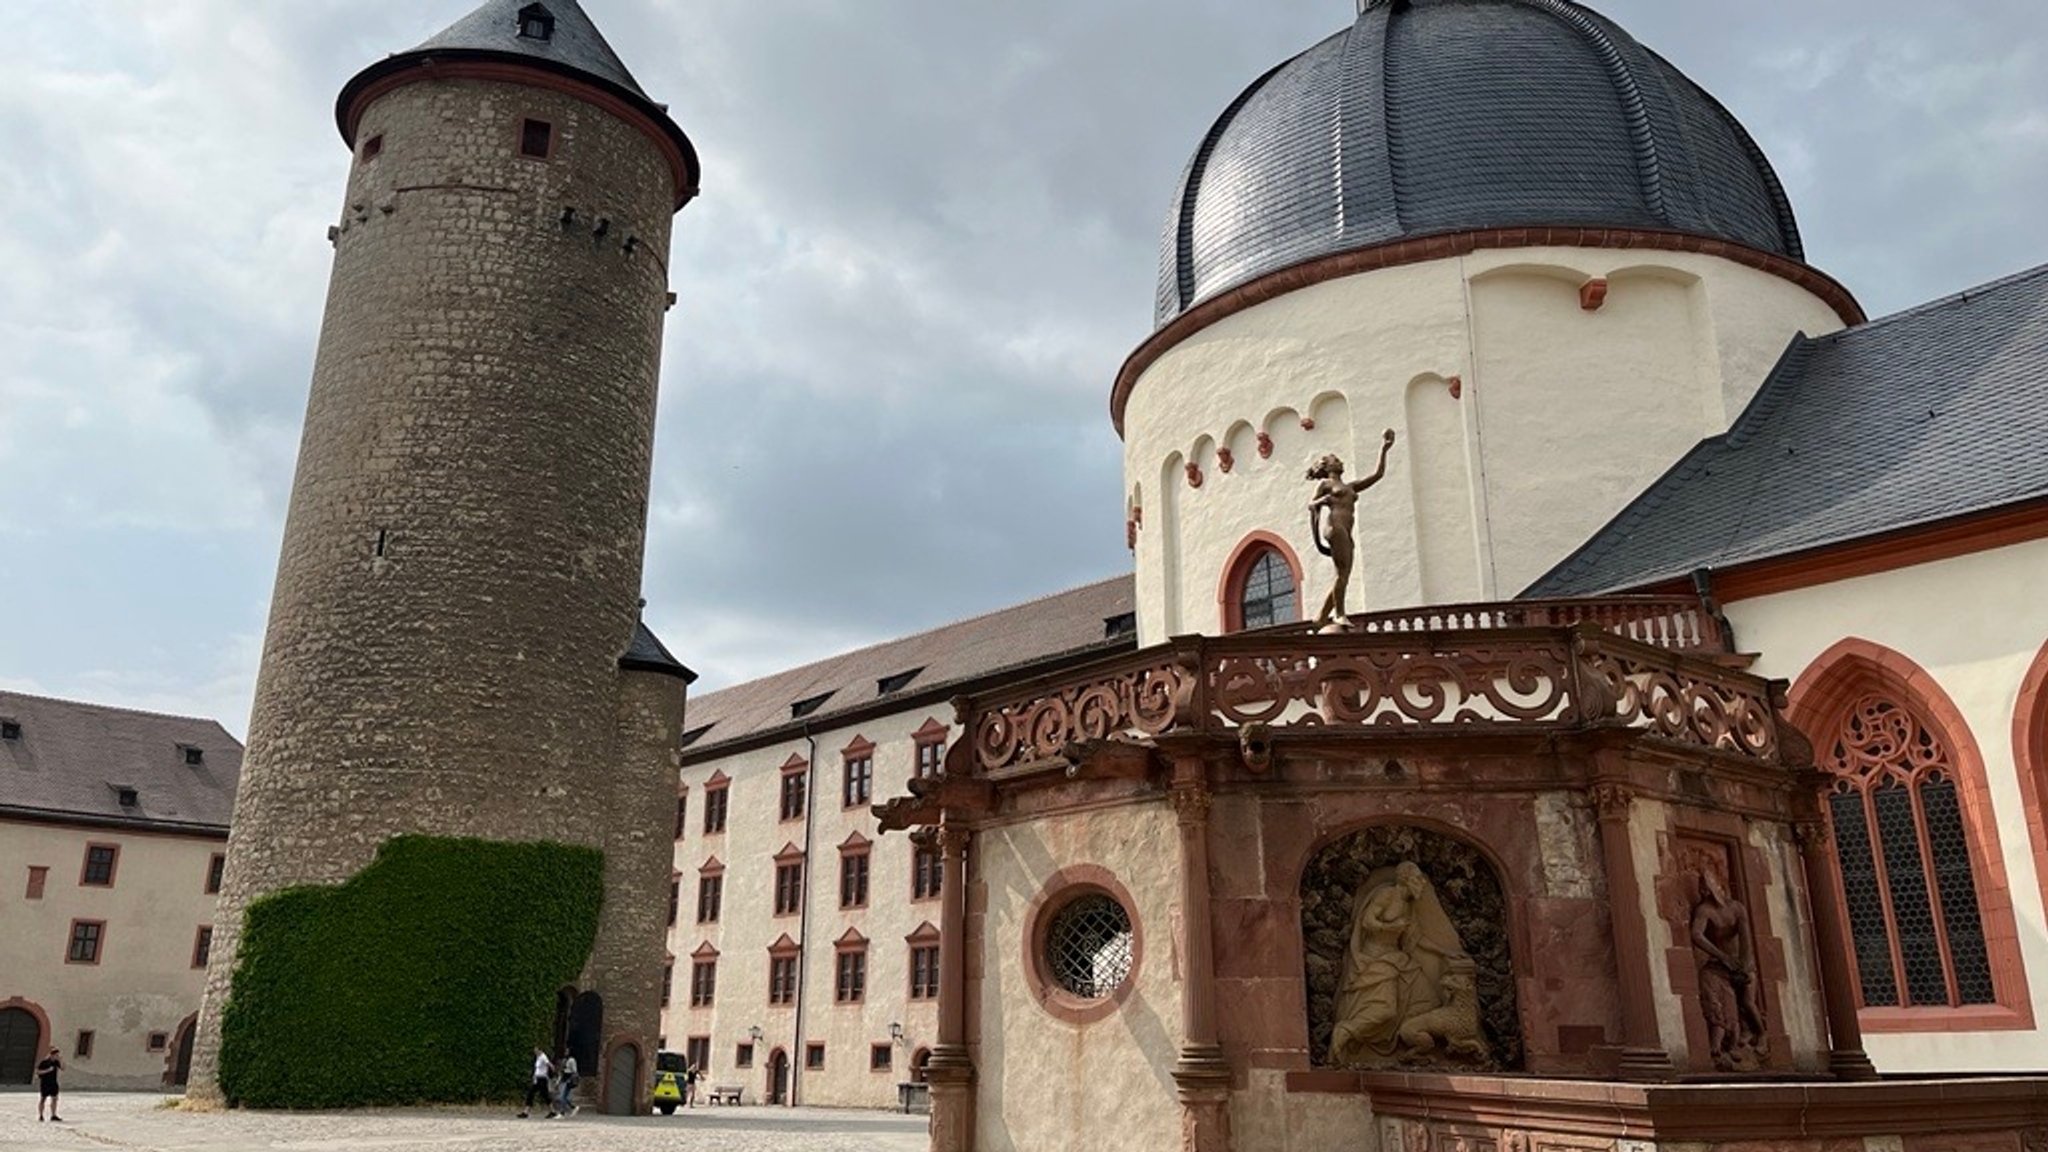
[1299,822,1523,1070]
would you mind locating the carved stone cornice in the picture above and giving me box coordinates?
[1793,817,1833,851]
[1589,781,1634,820]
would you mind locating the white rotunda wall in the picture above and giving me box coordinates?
[1124,248,1848,643]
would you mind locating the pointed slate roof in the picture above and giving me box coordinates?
[1527,262,2048,597]
[337,0,700,207]
[623,620,698,684]
[414,0,649,98]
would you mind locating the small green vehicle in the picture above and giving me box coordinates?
[651,1050,687,1115]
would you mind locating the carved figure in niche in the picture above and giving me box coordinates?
[1307,429,1397,630]
[1691,870,1768,1070]
[1330,861,1487,1067]
[1301,824,1521,1070]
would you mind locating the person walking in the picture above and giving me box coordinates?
[518,1046,557,1119]
[554,1052,579,1117]
[36,1047,63,1122]
[683,1060,699,1108]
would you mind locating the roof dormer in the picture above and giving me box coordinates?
[515,4,556,42]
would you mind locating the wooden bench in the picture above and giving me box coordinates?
[708,1085,744,1106]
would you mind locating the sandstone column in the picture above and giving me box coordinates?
[926,822,977,1152]
[1590,781,1678,1080]
[1169,755,1233,1152]
[1795,819,1878,1079]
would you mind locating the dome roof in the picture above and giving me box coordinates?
[1155,0,1804,327]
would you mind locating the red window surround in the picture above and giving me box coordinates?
[907,922,941,1001]
[205,853,225,895]
[913,719,948,781]
[834,929,868,1004]
[80,843,120,888]
[689,943,719,1008]
[2013,641,2048,930]
[67,919,106,965]
[768,935,801,1007]
[1788,638,2033,1032]
[773,843,805,917]
[702,772,730,835]
[912,842,942,902]
[192,925,213,970]
[842,737,875,809]
[697,858,725,924]
[779,756,808,823]
[1218,531,1304,633]
[839,833,871,910]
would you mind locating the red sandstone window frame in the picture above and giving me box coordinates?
[74,1030,93,1059]
[911,842,942,902]
[2013,641,2048,934]
[1788,638,2034,1032]
[778,756,807,823]
[907,922,941,1001]
[689,944,719,1008]
[913,719,947,782]
[842,736,875,809]
[205,853,225,895]
[767,936,800,1007]
[839,833,871,910]
[702,772,730,835]
[80,842,120,888]
[1218,531,1304,633]
[66,919,106,966]
[26,865,48,900]
[805,1042,825,1070]
[1019,866,1143,1027]
[685,1035,711,1075]
[697,858,725,924]
[773,844,805,917]
[834,929,868,1005]
[191,925,213,970]
[146,1031,168,1053]
[517,117,555,161]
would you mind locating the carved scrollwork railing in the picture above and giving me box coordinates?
[965,622,1781,775]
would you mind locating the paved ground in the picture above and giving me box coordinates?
[0,1093,929,1152]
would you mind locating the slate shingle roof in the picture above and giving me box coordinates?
[0,691,243,833]
[623,621,697,683]
[680,577,1137,759]
[1157,0,1803,326]
[1527,262,2048,597]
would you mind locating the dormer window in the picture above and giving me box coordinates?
[0,719,18,740]
[182,746,205,766]
[517,4,556,41]
[877,668,924,696]
[790,692,833,720]
[116,787,139,808]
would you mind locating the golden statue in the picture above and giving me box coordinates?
[1307,429,1397,630]
[1329,861,1487,1067]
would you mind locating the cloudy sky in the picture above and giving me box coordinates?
[2,0,2045,735]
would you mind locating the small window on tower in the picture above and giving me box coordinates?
[361,134,383,163]
[516,4,556,41]
[520,119,554,160]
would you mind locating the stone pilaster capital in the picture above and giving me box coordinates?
[1793,816,1833,851]
[937,825,972,858]
[1589,781,1634,820]
[1169,784,1213,827]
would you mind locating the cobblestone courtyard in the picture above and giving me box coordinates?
[0,1093,928,1152]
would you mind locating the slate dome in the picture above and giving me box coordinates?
[1155,0,1805,327]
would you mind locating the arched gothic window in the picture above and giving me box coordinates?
[1822,693,1994,1009]
[1222,535,1301,632]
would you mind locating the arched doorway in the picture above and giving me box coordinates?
[0,1004,43,1085]
[603,1041,638,1116]
[167,1013,198,1088]
[566,991,603,1079]
[765,1047,789,1104]
[910,1047,931,1084]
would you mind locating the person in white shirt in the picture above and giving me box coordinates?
[555,1053,579,1117]
[518,1047,556,1118]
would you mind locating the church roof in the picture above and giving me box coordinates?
[0,690,242,834]
[1527,262,2048,597]
[679,577,1137,760]
[1156,0,1804,327]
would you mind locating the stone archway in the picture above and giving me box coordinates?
[166,1013,199,1088]
[1299,822,1523,1070]
[766,1047,789,1104]
[0,1000,49,1085]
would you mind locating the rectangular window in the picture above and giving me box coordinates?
[913,846,942,901]
[805,1042,825,1070]
[735,1042,754,1069]
[26,865,48,900]
[870,1043,893,1072]
[686,1036,711,1075]
[67,920,104,965]
[769,955,798,1005]
[843,755,872,808]
[147,1032,168,1053]
[839,853,869,909]
[206,853,226,895]
[519,118,554,159]
[910,944,940,1000]
[779,770,806,822]
[835,949,866,1004]
[662,961,673,1008]
[75,1030,94,1058]
[81,843,118,887]
[916,738,945,780]
[193,925,213,969]
[690,960,717,1007]
[703,786,728,834]
[774,862,803,916]
[668,878,681,927]
[697,874,723,924]
[674,795,688,840]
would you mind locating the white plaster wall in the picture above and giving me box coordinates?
[0,819,222,1089]
[1125,249,1846,642]
[665,706,950,1108]
[975,803,1185,1152]
[1729,537,2048,1072]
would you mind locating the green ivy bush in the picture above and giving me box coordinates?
[218,835,603,1108]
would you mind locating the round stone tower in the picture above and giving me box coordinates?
[190,0,699,1106]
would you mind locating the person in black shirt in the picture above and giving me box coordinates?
[37,1047,62,1122]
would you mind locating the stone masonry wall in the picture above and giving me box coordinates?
[190,75,679,1098]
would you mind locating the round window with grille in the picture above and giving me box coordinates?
[1043,893,1134,1001]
